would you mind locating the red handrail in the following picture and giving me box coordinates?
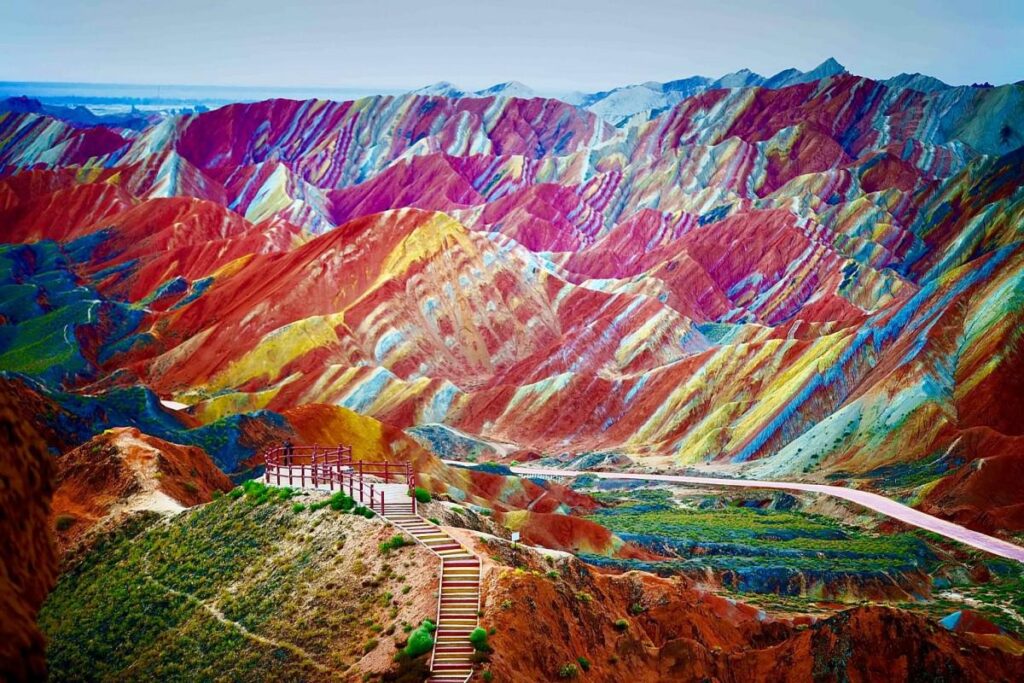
[263,444,418,516]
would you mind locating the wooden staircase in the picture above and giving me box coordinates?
[262,446,481,681]
[386,511,480,683]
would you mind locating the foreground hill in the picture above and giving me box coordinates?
[41,488,439,681]
[39,488,1024,682]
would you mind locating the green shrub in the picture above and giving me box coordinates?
[291,503,306,513]
[413,487,432,504]
[469,626,491,652]
[354,505,375,518]
[614,618,629,631]
[55,514,76,531]
[328,491,355,512]
[404,619,436,658]
[182,481,199,495]
[628,602,645,615]
[228,487,244,500]
[380,535,410,553]
[558,663,579,678]
[577,656,590,672]
[363,638,379,653]
[428,517,441,525]
[483,671,494,682]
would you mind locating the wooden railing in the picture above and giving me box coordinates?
[262,443,416,515]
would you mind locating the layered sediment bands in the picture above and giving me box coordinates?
[1,70,1023,532]
[0,384,57,681]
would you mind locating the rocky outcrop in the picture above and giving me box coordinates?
[52,428,233,557]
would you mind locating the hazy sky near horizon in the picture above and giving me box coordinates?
[2,0,1022,91]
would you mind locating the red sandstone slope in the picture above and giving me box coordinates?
[0,385,57,682]
[51,427,233,555]
[480,554,1024,682]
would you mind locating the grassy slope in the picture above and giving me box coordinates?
[40,486,438,682]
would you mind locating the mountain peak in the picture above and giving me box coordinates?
[475,81,536,98]
[814,57,847,76]
[413,81,465,97]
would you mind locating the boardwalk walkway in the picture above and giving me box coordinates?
[264,446,479,682]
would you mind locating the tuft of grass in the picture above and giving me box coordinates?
[558,663,579,678]
[379,535,410,554]
[412,487,432,504]
[55,514,76,532]
[614,618,629,631]
[577,656,590,672]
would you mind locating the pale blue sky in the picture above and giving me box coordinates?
[1,0,1021,91]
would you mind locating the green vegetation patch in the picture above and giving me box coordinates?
[404,619,436,657]
[469,626,491,652]
[584,492,933,579]
[40,489,429,681]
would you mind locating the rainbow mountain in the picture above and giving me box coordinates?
[1,62,1023,535]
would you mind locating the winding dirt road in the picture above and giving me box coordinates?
[442,460,1024,563]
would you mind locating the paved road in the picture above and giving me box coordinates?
[442,460,1024,564]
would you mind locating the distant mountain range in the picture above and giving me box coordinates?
[410,58,984,124]
[6,58,1010,125]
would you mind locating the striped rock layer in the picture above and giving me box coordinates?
[1,70,1023,533]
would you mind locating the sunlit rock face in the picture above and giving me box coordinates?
[1,68,1023,533]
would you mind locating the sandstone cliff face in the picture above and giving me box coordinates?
[52,427,233,557]
[0,386,57,681]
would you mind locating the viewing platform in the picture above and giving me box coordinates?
[262,444,479,682]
